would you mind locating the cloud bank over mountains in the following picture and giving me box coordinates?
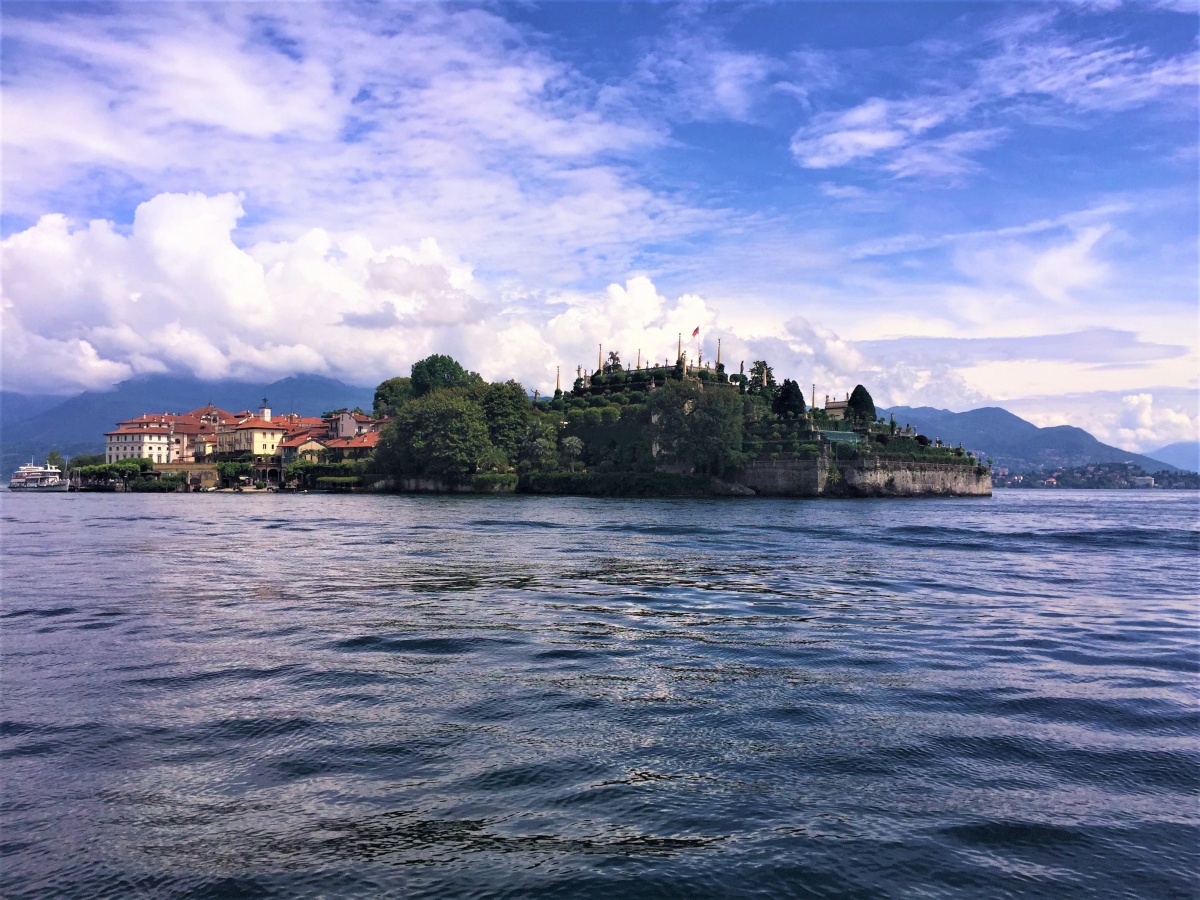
[1,2,1195,452]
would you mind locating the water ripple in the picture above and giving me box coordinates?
[1,490,1197,898]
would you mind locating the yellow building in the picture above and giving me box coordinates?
[216,416,289,458]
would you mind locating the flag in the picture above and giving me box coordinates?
[692,326,700,337]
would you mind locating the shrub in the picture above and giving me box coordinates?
[470,473,518,492]
[582,408,603,427]
[599,406,621,425]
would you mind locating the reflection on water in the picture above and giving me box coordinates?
[1,491,1197,899]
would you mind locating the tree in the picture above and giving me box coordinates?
[773,379,807,418]
[68,453,106,468]
[479,380,529,461]
[647,379,745,475]
[373,377,414,416]
[518,418,559,472]
[560,436,583,472]
[216,460,254,485]
[46,450,66,472]
[111,460,147,490]
[747,360,777,397]
[846,384,876,428]
[378,391,492,481]
[410,354,480,397]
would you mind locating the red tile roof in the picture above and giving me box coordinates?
[325,431,381,449]
[106,427,170,436]
[280,434,327,449]
[186,404,238,422]
[234,417,289,431]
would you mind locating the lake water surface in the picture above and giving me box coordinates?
[2,491,1197,898]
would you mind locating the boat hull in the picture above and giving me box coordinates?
[7,482,71,492]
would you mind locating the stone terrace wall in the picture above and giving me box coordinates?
[834,459,991,497]
[731,456,991,497]
[734,456,827,496]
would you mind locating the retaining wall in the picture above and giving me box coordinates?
[731,456,991,497]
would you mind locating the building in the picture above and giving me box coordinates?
[215,403,289,458]
[824,394,849,420]
[280,433,328,465]
[104,404,237,464]
[105,423,174,464]
[323,430,381,461]
[325,410,387,439]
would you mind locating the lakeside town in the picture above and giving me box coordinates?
[21,349,1190,495]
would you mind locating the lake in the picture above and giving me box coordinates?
[2,491,1197,898]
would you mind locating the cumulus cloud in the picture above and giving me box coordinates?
[1006,388,1199,452]
[1,193,476,392]
[0,193,725,396]
[0,190,987,408]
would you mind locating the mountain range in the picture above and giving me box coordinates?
[881,406,1185,473]
[1144,441,1200,474]
[0,377,1190,475]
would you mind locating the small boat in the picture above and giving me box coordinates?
[8,460,70,492]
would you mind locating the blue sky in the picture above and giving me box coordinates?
[1,1,1196,450]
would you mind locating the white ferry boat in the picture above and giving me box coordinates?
[8,461,70,492]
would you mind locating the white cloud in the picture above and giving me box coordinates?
[1026,225,1111,303]
[0,3,687,287]
[0,194,726,396]
[790,17,1196,179]
[1005,388,1200,452]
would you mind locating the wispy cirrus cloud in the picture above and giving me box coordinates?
[790,14,1197,181]
[1,3,692,287]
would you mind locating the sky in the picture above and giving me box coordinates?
[1,0,1196,452]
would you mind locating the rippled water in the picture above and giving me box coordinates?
[2,491,1197,898]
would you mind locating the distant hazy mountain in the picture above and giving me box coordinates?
[1145,441,1200,473]
[881,406,1180,473]
[1,374,374,472]
[0,392,66,432]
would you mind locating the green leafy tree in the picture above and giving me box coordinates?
[68,453,106,468]
[216,461,254,485]
[479,380,529,461]
[110,460,148,489]
[647,379,746,475]
[45,450,66,472]
[773,379,807,418]
[373,377,414,416]
[846,384,876,427]
[747,360,777,397]
[379,391,491,481]
[410,354,480,397]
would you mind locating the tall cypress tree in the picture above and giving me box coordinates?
[846,384,876,426]
[773,379,807,418]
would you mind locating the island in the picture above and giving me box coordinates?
[70,348,990,498]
